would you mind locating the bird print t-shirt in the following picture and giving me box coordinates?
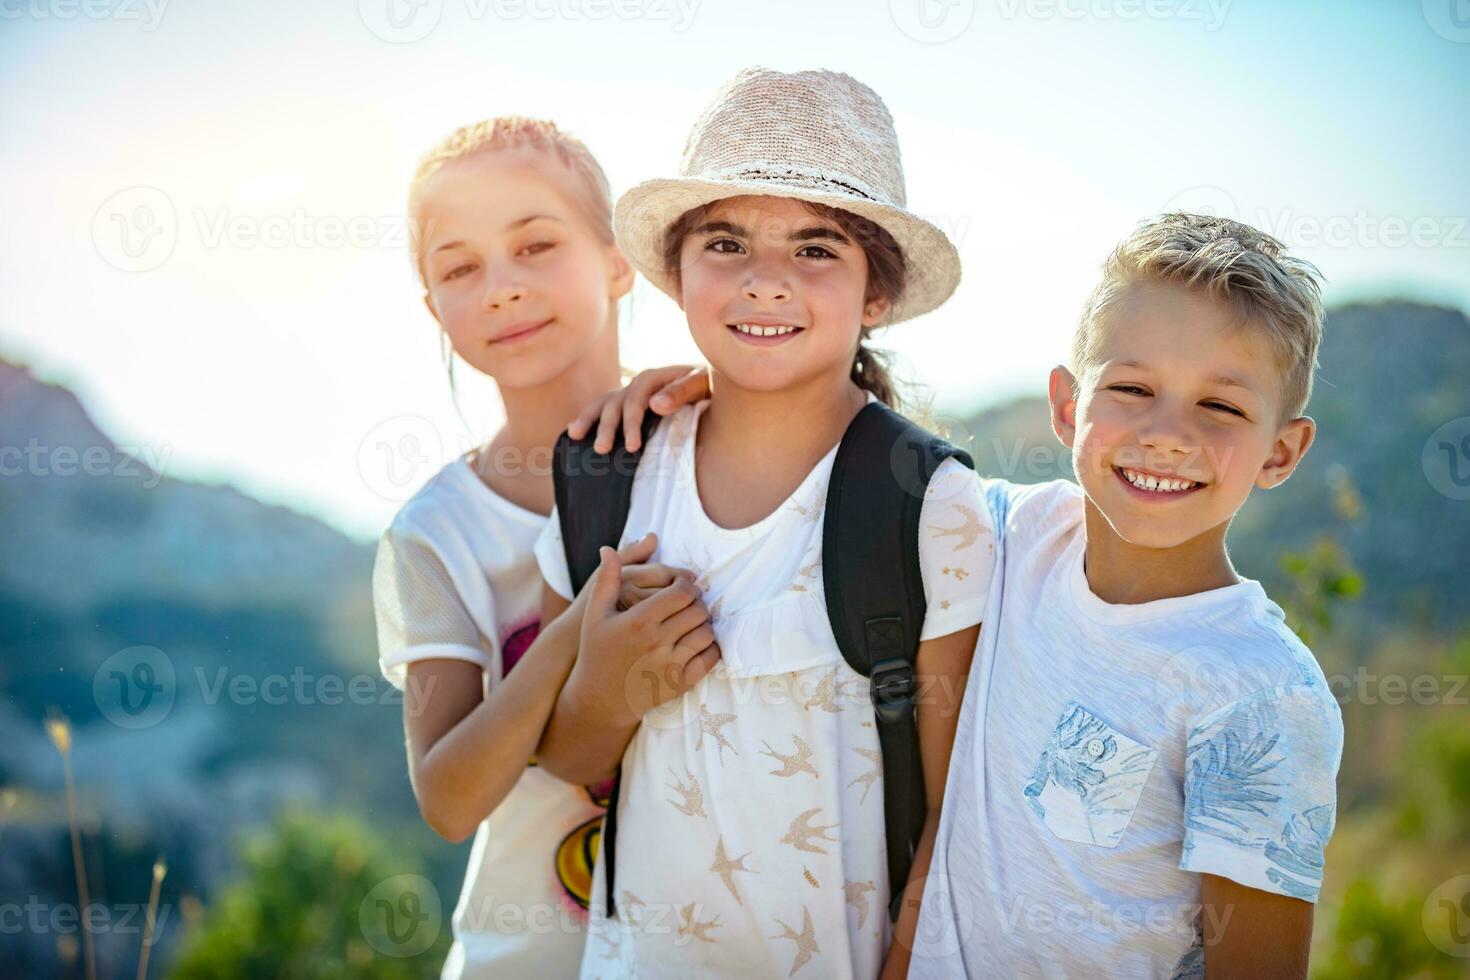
[373,456,609,979]
[534,392,996,979]
[910,479,1344,980]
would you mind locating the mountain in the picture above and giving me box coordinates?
[0,357,449,978]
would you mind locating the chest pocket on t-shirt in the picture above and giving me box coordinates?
[1022,701,1159,848]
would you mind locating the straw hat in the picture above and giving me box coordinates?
[613,67,961,325]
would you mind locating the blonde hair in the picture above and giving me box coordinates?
[407,116,614,287]
[1073,212,1325,419]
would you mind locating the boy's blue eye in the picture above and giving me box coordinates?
[520,241,555,256]
[443,263,475,282]
[1108,384,1148,396]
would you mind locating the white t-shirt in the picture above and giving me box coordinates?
[372,456,607,979]
[533,394,996,979]
[911,480,1344,980]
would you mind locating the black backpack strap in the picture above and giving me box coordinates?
[821,401,975,923]
[551,411,663,920]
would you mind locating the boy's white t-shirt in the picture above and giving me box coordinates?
[372,456,608,979]
[911,479,1344,980]
[533,393,997,979]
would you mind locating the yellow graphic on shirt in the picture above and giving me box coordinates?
[555,816,601,911]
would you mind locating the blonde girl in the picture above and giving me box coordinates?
[372,117,713,977]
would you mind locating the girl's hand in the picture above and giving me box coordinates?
[567,364,712,454]
[592,530,697,612]
[577,543,721,724]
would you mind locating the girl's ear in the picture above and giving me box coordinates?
[861,296,892,328]
[1256,415,1316,489]
[1048,366,1079,449]
[608,246,635,301]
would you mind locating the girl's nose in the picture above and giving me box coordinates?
[742,262,791,304]
[482,282,525,311]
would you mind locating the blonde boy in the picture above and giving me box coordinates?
[911,213,1344,979]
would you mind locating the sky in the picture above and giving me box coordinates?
[2,0,1467,539]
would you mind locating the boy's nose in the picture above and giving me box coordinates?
[1135,404,1195,455]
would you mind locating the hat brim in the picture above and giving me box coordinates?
[613,177,961,326]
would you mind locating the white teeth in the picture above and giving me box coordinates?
[1121,468,1199,493]
[734,323,798,337]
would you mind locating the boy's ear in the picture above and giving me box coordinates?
[1048,366,1079,449]
[1257,415,1316,489]
[421,291,441,326]
[608,246,635,301]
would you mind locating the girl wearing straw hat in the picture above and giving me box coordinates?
[533,68,996,978]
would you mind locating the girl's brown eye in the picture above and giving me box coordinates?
[797,245,836,260]
[706,238,743,254]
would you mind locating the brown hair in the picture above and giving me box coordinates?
[1074,212,1325,419]
[661,199,907,408]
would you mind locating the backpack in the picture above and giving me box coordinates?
[552,400,974,924]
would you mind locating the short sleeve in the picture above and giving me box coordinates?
[533,505,574,601]
[372,528,492,690]
[917,459,998,641]
[1180,683,1344,902]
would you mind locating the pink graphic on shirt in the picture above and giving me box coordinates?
[501,618,540,675]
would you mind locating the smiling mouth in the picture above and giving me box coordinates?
[728,322,805,344]
[1114,466,1205,495]
[489,318,553,345]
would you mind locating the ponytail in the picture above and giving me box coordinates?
[851,336,898,409]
